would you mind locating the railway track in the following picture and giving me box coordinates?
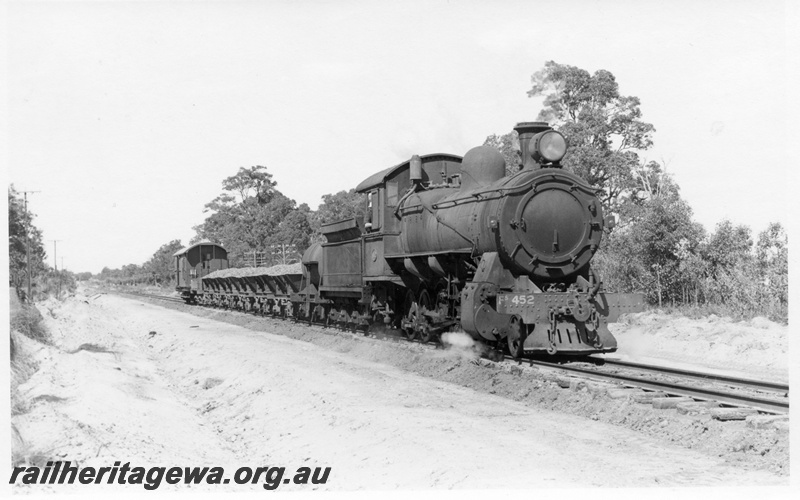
[118,290,186,304]
[590,357,789,394]
[515,356,789,415]
[119,289,790,415]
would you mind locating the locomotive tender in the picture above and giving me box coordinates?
[185,121,644,356]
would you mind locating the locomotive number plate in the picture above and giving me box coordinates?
[507,294,536,306]
[497,292,550,322]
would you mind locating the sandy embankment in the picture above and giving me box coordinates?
[10,289,788,493]
[610,312,788,381]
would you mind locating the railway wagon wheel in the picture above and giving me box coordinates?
[337,307,349,329]
[309,305,319,325]
[349,309,362,332]
[327,307,338,328]
[345,307,357,331]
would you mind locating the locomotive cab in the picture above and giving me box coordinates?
[355,153,465,284]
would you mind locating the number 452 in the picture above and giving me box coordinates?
[510,295,535,306]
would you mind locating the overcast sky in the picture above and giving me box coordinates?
[4,0,792,274]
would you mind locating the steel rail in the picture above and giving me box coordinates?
[590,357,789,395]
[119,291,185,304]
[523,358,789,414]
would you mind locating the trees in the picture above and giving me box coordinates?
[756,222,788,312]
[220,166,278,204]
[507,61,691,305]
[193,166,311,266]
[526,61,657,213]
[271,204,312,263]
[8,186,47,295]
[143,239,184,285]
[483,132,520,175]
[500,61,786,320]
[702,220,754,278]
[309,189,365,242]
[692,221,787,320]
[593,174,704,307]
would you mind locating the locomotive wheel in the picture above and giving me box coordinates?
[417,289,433,343]
[405,303,421,341]
[402,290,418,340]
[418,289,432,312]
[507,316,526,358]
[419,327,432,343]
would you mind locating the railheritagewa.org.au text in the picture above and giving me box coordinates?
[10,461,331,490]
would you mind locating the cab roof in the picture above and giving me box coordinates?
[355,153,462,193]
[172,240,226,257]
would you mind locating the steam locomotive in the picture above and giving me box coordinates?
[176,122,643,356]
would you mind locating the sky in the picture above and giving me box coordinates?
[2,0,793,274]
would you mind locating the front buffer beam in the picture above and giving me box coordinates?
[461,252,644,354]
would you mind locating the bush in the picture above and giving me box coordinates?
[33,270,77,301]
[10,304,51,345]
[595,217,788,324]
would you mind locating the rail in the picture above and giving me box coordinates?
[516,357,789,415]
[117,290,186,304]
[590,357,789,394]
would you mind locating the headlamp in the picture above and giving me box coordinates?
[529,130,567,164]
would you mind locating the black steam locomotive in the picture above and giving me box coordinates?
[178,122,643,356]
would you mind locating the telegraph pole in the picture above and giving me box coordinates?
[270,243,297,265]
[21,190,40,302]
[50,240,62,299]
[50,240,62,270]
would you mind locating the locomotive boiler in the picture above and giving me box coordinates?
[294,121,643,356]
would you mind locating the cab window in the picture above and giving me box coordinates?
[371,189,382,231]
[386,181,398,207]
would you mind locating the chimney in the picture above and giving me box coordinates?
[513,121,552,171]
